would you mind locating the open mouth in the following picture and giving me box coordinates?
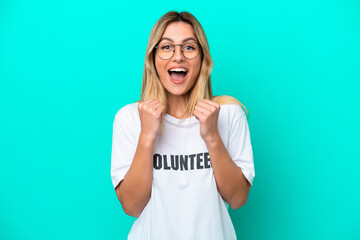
[168,68,188,83]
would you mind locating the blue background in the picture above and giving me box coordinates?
[1,0,359,239]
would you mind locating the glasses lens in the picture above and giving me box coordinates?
[157,42,173,59]
[156,41,200,60]
[183,42,199,59]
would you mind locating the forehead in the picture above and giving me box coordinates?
[161,21,196,42]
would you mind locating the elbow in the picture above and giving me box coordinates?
[116,191,143,218]
[118,195,142,218]
[115,183,141,218]
[229,196,248,210]
[229,179,251,209]
[122,204,141,218]
[228,187,250,209]
[117,195,142,218]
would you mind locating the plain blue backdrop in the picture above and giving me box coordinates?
[1,0,359,239]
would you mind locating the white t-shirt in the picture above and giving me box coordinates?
[111,102,255,240]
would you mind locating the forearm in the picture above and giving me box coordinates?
[205,133,250,209]
[116,133,154,217]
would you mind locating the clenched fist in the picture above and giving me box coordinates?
[193,99,220,143]
[138,98,165,141]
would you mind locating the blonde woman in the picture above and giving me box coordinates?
[111,11,255,240]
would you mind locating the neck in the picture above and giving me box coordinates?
[166,93,190,119]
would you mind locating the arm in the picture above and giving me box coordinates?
[113,99,165,217]
[204,134,251,209]
[115,133,155,217]
[194,100,252,209]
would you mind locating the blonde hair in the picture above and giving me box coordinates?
[140,11,248,121]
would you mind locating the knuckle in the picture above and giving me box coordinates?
[143,104,150,111]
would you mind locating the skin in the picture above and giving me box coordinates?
[193,99,251,209]
[115,21,250,217]
[155,21,202,118]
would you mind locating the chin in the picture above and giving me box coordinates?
[161,77,196,98]
[166,90,189,97]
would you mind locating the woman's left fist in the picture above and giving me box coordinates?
[193,99,220,143]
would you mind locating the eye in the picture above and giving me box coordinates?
[160,44,173,51]
[183,43,197,51]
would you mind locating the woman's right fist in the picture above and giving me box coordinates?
[137,98,165,141]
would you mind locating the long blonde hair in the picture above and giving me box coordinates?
[140,11,248,120]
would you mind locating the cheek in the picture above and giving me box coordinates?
[155,58,167,78]
[193,61,202,78]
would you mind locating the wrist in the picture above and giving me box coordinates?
[139,131,157,147]
[203,131,221,146]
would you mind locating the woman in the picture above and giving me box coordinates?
[111,11,255,240]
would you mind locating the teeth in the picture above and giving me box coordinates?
[169,68,187,72]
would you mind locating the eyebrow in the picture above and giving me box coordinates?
[160,37,197,43]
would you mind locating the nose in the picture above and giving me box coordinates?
[172,45,185,61]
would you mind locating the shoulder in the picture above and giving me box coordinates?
[217,104,247,140]
[114,101,140,124]
[219,104,246,120]
[212,95,247,119]
[115,102,139,116]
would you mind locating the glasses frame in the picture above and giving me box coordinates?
[154,41,202,60]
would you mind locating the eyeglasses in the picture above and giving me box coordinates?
[154,41,201,60]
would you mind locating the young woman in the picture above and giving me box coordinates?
[111,11,255,240]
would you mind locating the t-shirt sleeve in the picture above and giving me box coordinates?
[110,106,138,189]
[227,105,255,186]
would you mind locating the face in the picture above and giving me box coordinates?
[154,21,202,99]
